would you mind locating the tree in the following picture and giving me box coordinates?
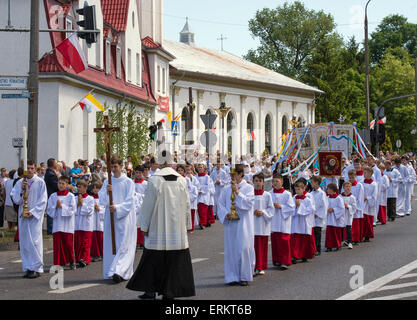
[245,1,336,79]
[96,103,151,161]
[373,50,416,151]
[369,14,417,64]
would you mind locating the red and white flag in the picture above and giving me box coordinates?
[56,33,88,74]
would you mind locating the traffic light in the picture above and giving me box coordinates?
[76,5,97,44]
[149,124,157,140]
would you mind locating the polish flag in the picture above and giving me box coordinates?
[56,33,88,74]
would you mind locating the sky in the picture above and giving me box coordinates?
[164,0,417,57]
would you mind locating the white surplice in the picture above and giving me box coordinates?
[341,194,357,227]
[11,175,48,273]
[46,192,76,234]
[311,188,328,228]
[217,180,255,283]
[291,195,314,235]
[326,196,346,227]
[270,190,295,234]
[253,191,274,236]
[99,173,137,280]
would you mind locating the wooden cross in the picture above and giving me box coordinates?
[94,115,120,255]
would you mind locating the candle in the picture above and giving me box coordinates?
[23,126,27,172]
[231,120,237,169]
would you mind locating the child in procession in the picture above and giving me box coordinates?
[362,167,378,242]
[325,183,345,252]
[340,181,357,250]
[91,181,105,262]
[310,176,328,256]
[252,173,274,276]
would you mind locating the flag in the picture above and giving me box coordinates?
[251,131,256,141]
[370,119,376,130]
[79,93,104,113]
[56,33,88,74]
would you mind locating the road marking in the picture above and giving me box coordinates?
[12,260,22,263]
[45,250,53,254]
[0,268,4,270]
[366,290,417,300]
[377,281,417,292]
[48,283,101,294]
[337,259,417,300]
[400,273,417,279]
[192,258,209,264]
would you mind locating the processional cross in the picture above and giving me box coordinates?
[94,115,120,254]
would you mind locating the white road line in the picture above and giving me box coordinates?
[48,283,101,294]
[400,273,417,279]
[0,268,4,270]
[366,291,417,300]
[45,250,53,254]
[377,281,417,292]
[12,260,22,263]
[192,258,209,264]
[337,259,417,300]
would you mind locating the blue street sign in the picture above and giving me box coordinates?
[1,91,31,99]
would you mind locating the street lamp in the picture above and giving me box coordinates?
[365,0,372,130]
[216,102,231,162]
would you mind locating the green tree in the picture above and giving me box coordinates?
[369,14,417,64]
[245,1,336,79]
[373,50,416,151]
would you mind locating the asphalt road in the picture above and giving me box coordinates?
[1,191,417,300]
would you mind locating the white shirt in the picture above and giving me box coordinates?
[291,195,314,235]
[311,188,328,228]
[253,191,274,236]
[75,194,95,232]
[270,189,295,234]
[46,191,76,234]
[326,195,346,227]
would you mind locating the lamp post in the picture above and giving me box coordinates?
[365,0,372,130]
[216,102,231,163]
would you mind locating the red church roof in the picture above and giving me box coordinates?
[101,0,130,32]
[142,36,161,49]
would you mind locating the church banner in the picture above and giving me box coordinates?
[330,136,349,159]
[311,123,330,153]
[318,151,343,177]
[158,96,169,113]
[295,127,313,159]
[333,124,353,154]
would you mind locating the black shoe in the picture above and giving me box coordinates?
[291,258,298,264]
[77,260,87,268]
[91,257,98,262]
[23,271,30,278]
[301,258,308,263]
[205,223,211,228]
[27,271,40,279]
[226,281,240,286]
[139,292,156,300]
[239,281,249,286]
[112,274,125,284]
[273,262,281,267]
[364,238,370,243]
[199,225,204,230]
[325,248,332,252]
[314,252,321,256]
[69,262,77,270]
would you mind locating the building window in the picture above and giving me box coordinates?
[127,49,132,82]
[247,113,254,155]
[116,46,121,79]
[265,115,272,154]
[136,53,141,85]
[95,35,101,68]
[132,12,135,28]
[157,66,161,93]
[65,18,73,38]
[282,115,288,136]
[105,40,111,74]
[162,68,166,95]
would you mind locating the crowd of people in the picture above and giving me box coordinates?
[0,149,416,298]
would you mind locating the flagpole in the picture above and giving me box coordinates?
[70,89,95,111]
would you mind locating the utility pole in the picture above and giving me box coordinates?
[217,34,227,51]
[28,0,39,163]
[7,0,13,29]
[365,0,372,130]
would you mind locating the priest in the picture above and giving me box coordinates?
[11,160,47,279]
[99,155,137,283]
[127,150,195,300]
[217,164,255,286]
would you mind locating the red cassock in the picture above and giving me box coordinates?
[136,228,144,246]
[207,205,215,225]
[190,209,195,232]
[53,232,75,266]
[271,232,291,266]
[377,206,387,224]
[362,214,374,239]
[90,230,104,257]
[325,226,342,249]
[197,203,208,226]
[352,218,363,242]
[254,235,269,270]
[74,230,93,264]
[14,227,19,242]
[290,234,315,260]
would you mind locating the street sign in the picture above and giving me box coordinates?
[200,131,217,148]
[200,114,217,129]
[12,138,24,148]
[1,91,31,99]
[396,140,402,149]
[0,77,27,90]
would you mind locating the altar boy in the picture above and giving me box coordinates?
[310,176,328,256]
[91,181,105,262]
[270,174,295,270]
[47,176,77,268]
[134,166,147,248]
[325,183,345,252]
[340,182,357,250]
[362,167,378,242]
[290,181,315,263]
[74,180,95,267]
[252,173,274,275]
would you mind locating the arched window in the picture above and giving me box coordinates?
[247,113,254,155]
[265,115,272,154]
[227,111,234,156]
[282,115,288,136]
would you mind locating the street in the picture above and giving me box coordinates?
[1,190,417,301]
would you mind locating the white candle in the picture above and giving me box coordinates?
[23,126,27,172]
